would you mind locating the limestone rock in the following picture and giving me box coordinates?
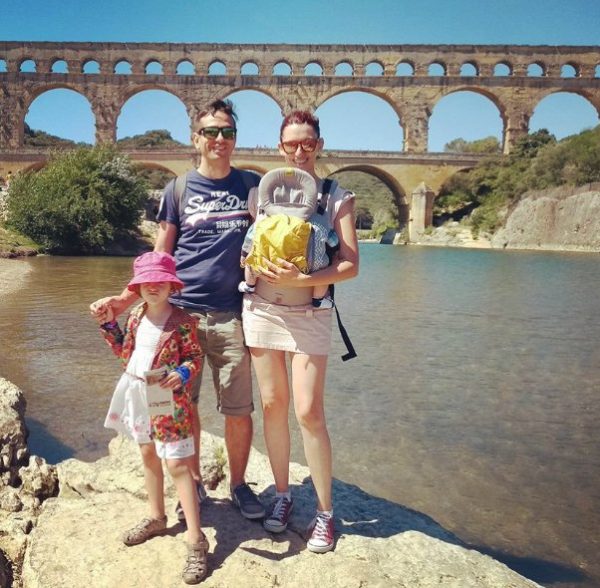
[1,377,542,588]
[18,457,57,502]
[492,187,600,251]
[0,378,28,486]
[0,486,22,512]
[0,379,54,587]
[22,435,542,588]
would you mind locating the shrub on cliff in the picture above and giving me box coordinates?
[5,146,148,253]
[525,125,600,189]
[436,130,559,235]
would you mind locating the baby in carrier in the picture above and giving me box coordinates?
[238,167,338,309]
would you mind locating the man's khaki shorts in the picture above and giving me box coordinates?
[188,309,253,416]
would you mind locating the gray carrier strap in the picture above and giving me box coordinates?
[173,173,188,216]
[318,178,333,214]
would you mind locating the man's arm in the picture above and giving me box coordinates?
[90,221,177,321]
[154,220,177,254]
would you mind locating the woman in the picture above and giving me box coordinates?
[242,110,359,553]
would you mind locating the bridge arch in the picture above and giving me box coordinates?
[82,59,100,74]
[533,88,600,116]
[315,90,403,153]
[273,61,292,76]
[116,88,191,144]
[530,91,600,138]
[329,164,408,224]
[314,86,403,126]
[24,86,95,146]
[429,88,505,151]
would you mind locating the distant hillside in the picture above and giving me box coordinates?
[117,130,187,149]
[330,170,398,230]
[23,123,88,148]
[436,125,600,236]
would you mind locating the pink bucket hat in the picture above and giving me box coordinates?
[127,251,184,291]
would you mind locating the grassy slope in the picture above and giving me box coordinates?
[330,171,397,217]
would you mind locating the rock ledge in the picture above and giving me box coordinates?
[0,378,541,588]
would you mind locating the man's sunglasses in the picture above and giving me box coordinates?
[281,138,318,154]
[197,126,237,140]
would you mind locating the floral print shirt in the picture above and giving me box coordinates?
[101,303,202,443]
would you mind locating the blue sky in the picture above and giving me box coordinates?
[2,0,599,151]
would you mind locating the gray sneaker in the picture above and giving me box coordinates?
[231,482,265,520]
[263,495,293,533]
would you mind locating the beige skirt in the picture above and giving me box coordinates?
[242,292,333,355]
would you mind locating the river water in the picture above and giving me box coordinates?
[1,245,599,588]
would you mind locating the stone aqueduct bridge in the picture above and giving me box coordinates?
[1,41,599,231]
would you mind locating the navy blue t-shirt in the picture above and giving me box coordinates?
[156,168,259,312]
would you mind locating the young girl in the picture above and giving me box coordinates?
[96,251,208,585]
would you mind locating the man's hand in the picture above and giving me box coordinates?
[90,295,131,323]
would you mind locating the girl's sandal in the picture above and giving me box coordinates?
[122,515,167,546]
[182,536,210,584]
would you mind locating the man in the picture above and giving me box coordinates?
[90,99,265,521]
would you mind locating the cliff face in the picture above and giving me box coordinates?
[492,185,600,252]
[0,378,542,588]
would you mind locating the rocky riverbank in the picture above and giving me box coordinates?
[491,185,600,252]
[0,377,543,588]
[412,186,600,252]
[0,259,32,297]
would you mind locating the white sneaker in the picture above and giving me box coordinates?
[238,281,256,294]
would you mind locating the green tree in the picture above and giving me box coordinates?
[117,129,186,149]
[444,136,501,154]
[23,122,90,148]
[6,146,148,253]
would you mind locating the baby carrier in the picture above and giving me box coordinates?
[243,168,356,361]
[242,168,338,274]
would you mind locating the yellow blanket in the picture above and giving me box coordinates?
[245,214,311,274]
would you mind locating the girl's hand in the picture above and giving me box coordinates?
[160,371,185,390]
[258,257,302,285]
[92,303,114,325]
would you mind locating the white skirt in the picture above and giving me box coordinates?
[104,372,152,444]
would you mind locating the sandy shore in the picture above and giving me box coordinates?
[0,258,32,297]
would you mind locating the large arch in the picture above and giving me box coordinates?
[24,87,95,145]
[117,89,191,144]
[315,90,403,152]
[222,89,283,148]
[530,91,600,138]
[428,89,504,152]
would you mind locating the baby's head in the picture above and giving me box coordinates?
[127,251,183,296]
[258,168,318,221]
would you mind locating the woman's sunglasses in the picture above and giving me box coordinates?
[280,138,318,154]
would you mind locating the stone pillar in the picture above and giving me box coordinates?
[0,86,27,150]
[503,103,532,154]
[408,182,435,241]
[90,94,119,144]
[402,107,429,153]
[182,88,221,138]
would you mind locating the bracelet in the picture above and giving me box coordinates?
[101,320,118,330]
[173,366,191,386]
